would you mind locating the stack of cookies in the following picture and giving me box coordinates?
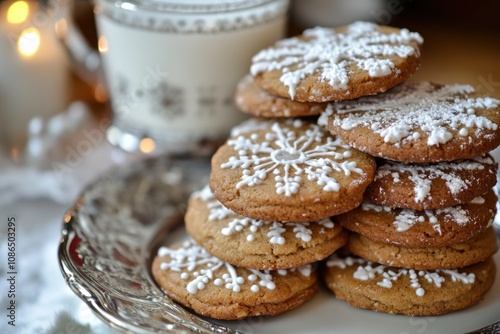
[321,81,500,315]
[152,115,377,319]
[152,20,500,321]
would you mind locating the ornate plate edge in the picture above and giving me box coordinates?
[57,157,239,334]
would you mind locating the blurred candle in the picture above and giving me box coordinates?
[0,0,68,153]
[7,1,29,24]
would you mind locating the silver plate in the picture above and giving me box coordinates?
[58,156,500,334]
[58,156,236,333]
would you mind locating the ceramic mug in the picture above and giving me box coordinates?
[61,0,289,155]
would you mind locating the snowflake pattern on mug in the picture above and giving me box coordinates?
[150,80,185,117]
[157,240,312,294]
[220,119,366,196]
[193,185,335,244]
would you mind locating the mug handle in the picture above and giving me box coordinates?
[53,0,101,86]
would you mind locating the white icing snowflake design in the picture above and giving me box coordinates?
[374,156,494,203]
[361,198,483,234]
[326,81,500,146]
[327,254,475,297]
[230,118,275,137]
[157,240,312,294]
[220,119,366,196]
[251,21,423,99]
[193,185,335,244]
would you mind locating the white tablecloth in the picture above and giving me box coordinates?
[0,143,123,334]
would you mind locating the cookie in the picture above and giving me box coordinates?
[185,185,348,270]
[323,252,496,316]
[250,21,423,102]
[235,75,328,118]
[151,240,317,320]
[337,189,497,248]
[363,155,498,210]
[209,118,376,222]
[344,227,498,270]
[323,81,500,162]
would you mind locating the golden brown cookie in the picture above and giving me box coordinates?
[344,227,498,270]
[210,118,376,222]
[250,21,423,102]
[323,252,496,316]
[364,156,498,210]
[151,240,317,320]
[185,185,348,270]
[235,75,328,118]
[323,81,500,163]
[337,189,497,248]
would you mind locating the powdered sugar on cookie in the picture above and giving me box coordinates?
[361,199,482,233]
[250,22,423,99]
[251,21,422,99]
[374,156,495,204]
[329,82,500,146]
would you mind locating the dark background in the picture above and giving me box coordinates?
[288,0,500,98]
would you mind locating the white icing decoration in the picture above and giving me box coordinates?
[373,156,493,203]
[250,21,423,99]
[268,222,287,244]
[297,265,313,277]
[193,185,335,245]
[328,82,500,146]
[470,196,485,204]
[361,202,473,233]
[158,240,312,295]
[220,119,365,196]
[327,254,475,297]
[230,118,274,137]
[360,202,391,213]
